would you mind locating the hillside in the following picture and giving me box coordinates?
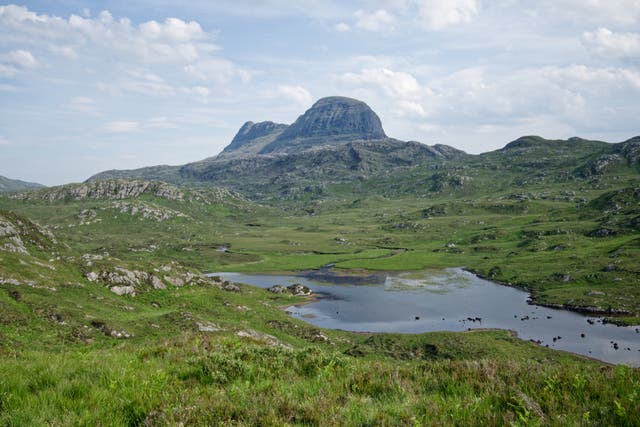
[1,201,639,425]
[0,174,44,193]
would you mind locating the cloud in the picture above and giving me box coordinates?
[396,100,428,118]
[335,22,351,32]
[0,137,11,145]
[413,0,480,30]
[184,58,251,84]
[69,96,98,114]
[354,9,396,32]
[146,117,179,129]
[540,0,640,26]
[582,28,640,59]
[103,121,140,133]
[0,49,40,76]
[48,45,78,60]
[275,85,313,106]
[0,4,247,84]
[339,68,425,99]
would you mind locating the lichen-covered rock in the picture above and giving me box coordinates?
[111,201,188,222]
[0,212,55,254]
[150,275,166,290]
[268,285,287,294]
[221,282,241,292]
[196,322,221,332]
[236,329,291,349]
[110,285,136,296]
[164,275,185,287]
[287,283,312,296]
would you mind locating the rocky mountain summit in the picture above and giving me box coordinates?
[259,96,387,154]
[218,121,288,159]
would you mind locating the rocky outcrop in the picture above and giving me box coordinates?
[111,201,188,222]
[267,283,312,296]
[0,210,56,255]
[220,121,288,159]
[13,179,186,202]
[260,96,387,154]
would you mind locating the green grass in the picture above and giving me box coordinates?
[0,169,639,424]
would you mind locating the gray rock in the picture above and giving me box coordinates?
[150,275,166,290]
[222,282,241,292]
[260,96,387,154]
[196,322,221,332]
[287,283,312,296]
[110,286,136,296]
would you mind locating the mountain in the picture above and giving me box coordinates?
[218,121,288,160]
[88,95,639,202]
[259,96,387,154]
[88,96,464,199]
[0,174,45,193]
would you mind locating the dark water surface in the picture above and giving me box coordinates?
[212,268,640,366]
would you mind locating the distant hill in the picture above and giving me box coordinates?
[0,174,45,193]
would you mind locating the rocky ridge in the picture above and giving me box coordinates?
[12,179,245,204]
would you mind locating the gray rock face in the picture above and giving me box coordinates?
[13,180,186,202]
[260,96,387,154]
[221,121,288,158]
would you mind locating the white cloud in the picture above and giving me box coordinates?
[541,0,640,26]
[3,49,39,68]
[413,0,480,30]
[146,117,179,129]
[49,45,78,60]
[0,49,40,76]
[335,22,351,32]
[184,58,251,84]
[0,137,11,145]
[396,100,428,118]
[339,68,425,99]
[103,121,140,133]
[0,4,246,84]
[582,28,640,59]
[354,9,396,32]
[275,85,313,106]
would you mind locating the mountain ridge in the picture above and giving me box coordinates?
[0,174,45,193]
[86,96,639,201]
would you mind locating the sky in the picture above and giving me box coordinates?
[0,1,639,185]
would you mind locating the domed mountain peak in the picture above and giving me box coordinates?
[259,96,387,154]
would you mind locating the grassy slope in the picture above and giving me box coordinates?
[0,161,639,424]
[1,227,638,425]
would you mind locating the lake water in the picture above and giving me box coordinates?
[212,268,640,366]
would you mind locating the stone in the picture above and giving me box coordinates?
[164,275,185,287]
[196,322,221,332]
[150,275,166,290]
[222,283,241,292]
[287,283,312,296]
[110,286,136,296]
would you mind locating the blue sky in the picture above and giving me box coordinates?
[1,0,639,185]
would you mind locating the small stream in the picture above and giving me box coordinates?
[211,268,640,366]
